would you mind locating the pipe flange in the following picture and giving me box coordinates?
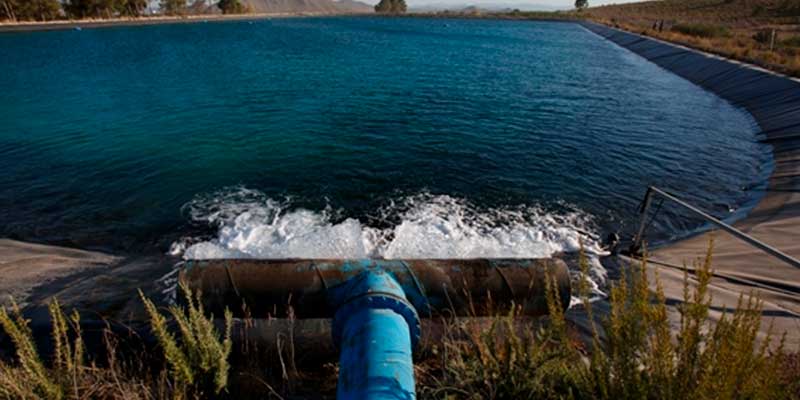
[332,292,422,350]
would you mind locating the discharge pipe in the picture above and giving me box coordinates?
[330,269,418,399]
[180,258,570,399]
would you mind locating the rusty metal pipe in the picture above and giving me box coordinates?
[180,258,570,319]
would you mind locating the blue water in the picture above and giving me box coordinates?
[0,17,770,258]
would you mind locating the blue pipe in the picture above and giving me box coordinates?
[329,268,420,400]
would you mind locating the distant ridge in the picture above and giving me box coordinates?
[243,0,373,13]
[187,0,373,14]
[332,0,374,13]
[410,2,563,13]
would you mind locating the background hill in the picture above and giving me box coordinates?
[243,0,372,13]
[332,0,374,13]
[409,2,563,13]
[187,0,373,14]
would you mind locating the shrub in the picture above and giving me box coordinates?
[671,23,731,38]
[374,0,406,14]
[0,285,233,399]
[1,0,61,21]
[0,299,157,399]
[783,36,800,48]
[419,243,795,399]
[418,263,589,399]
[160,0,186,16]
[217,0,246,14]
[0,301,62,399]
[140,281,233,396]
[754,29,777,45]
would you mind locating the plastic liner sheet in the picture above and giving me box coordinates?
[581,22,800,139]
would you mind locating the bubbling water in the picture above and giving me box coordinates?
[170,187,609,300]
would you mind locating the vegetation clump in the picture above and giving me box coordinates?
[61,0,148,19]
[0,285,233,399]
[160,0,187,16]
[140,282,233,396]
[0,245,798,398]
[0,0,60,21]
[0,0,258,21]
[1,0,174,20]
[671,23,731,38]
[119,0,148,16]
[374,0,406,14]
[217,0,246,15]
[417,244,797,399]
[783,35,800,47]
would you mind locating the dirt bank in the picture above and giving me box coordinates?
[0,239,175,323]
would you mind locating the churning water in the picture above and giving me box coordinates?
[0,16,770,291]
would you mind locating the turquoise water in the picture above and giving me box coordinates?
[0,17,770,261]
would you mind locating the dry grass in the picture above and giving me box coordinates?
[417,244,798,399]
[0,299,166,399]
[583,0,800,77]
[0,285,233,399]
[140,281,233,397]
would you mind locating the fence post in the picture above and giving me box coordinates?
[630,187,653,254]
[770,29,776,52]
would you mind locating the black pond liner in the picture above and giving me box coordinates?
[580,22,800,141]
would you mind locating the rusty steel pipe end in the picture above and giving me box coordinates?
[179,258,571,320]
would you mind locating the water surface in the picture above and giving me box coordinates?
[0,17,770,270]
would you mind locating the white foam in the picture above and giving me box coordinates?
[173,188,608,298]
